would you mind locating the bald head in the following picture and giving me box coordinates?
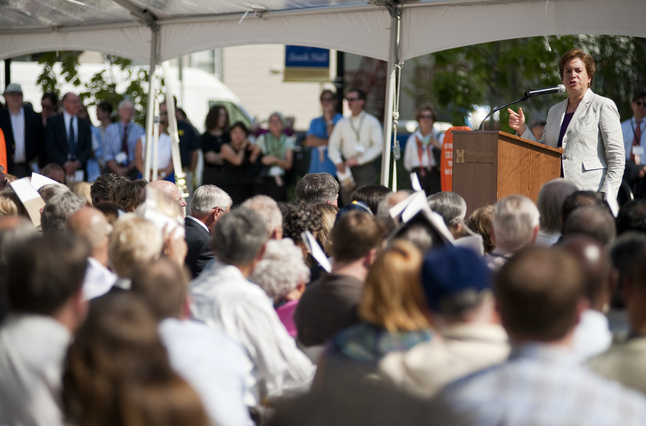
[66,207,112,267]
[560,235,612,310]
[148,180,186,217]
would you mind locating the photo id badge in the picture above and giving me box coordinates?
[632,146,644,157]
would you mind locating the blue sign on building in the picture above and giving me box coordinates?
[284,46,330,81]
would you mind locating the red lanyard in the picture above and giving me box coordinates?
[416,135,433,176]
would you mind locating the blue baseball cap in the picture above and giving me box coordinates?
[421,245,492,312]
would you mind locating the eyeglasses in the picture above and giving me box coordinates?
[635,101,646,107]
[346,97,360,102]
[321,97,335,102]
[419,114,434,119]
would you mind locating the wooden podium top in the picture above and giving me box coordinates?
[451,130,564,156]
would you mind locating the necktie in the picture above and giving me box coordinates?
[121,124,129,156]
[68,117,76,159]
[631,119,642,163]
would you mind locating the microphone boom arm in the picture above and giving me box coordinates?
[478,96,528,131]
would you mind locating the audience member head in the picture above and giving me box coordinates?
[295,173,340,206]
[41,163,66,184]
[66,207,113,267]
[313,203,338,255]
[249,239,310,304]
[211,207,268,270]
[204,104,229,132]
[149,180,187,217]
[562,205,616,247]
[492,195,540,253]
[63,293,210,426]
[376,190,413,231]
[537,178,578,234]
[109,179,147,212]
[560,235,613,312]
[189,185,232,230]
[495,246,585,342]
[421,245,494,325]
[0,216,37,267]
[427,192,468,238]
[109,215,163,279]
[6,234,88,322]
[41,92,59,119]
[41,192,88,235]
[117,99,135,124]
[241,195,283,239]
[617,199,646,235]
[38,183,71,203]
[280,202,322,258]
[0,188,28,218]
[93,202,123,225]
[561,190,609,225]
[352,184,392,215]
[72,182,93,206]
[131,258,190,322]
[91,173,129,206]
[610,232,646,308]
[360,240,429,332]
[330,210,385,263]
[467,204,495,254]
[96,100,114,123]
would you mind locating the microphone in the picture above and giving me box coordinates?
[524,84,566,98]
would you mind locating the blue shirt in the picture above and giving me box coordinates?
[103,121,144,164]
[306,113,343,175]
[439,343,646,425]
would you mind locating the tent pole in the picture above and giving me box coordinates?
[380,3,401,188]
[144,24,159,181]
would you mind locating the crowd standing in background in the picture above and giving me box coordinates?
[6,47,646,425]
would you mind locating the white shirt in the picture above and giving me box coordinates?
[159,318,253,426]
[403,130,443,171]
[82,257,117,300]
[574,309,612,361]
[139,133,172,170]
[189,261,315,407]
[328,111,383,166]
[622,117,646,160]
[0,314,71,426]
[10,107,26,163]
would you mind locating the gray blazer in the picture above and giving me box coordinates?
[521,89,625,201]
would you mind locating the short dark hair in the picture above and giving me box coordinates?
[211,207,267,266]
[347,88,366,101]
[562,205,616,247]
[109,179,148,212]
[330,210,385,262]
[617,199,646,235]
[6,234,89,315]
[230,121,249,136]
[91,173,129,206]
[96,100,113,115]
[295,173,339,205]
[352,185,392,215]
[319,90,337,102]
[131,258,189,322]
[415,105,437,122]
[280,201,322,245]
[561,190,609,225]
[41,92,59,107]
[632,90,646,102]
[496,246,584,341]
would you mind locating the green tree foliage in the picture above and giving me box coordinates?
[36,52,150,126]
[408,36,646,129]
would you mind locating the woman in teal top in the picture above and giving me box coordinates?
[251,112,294,201]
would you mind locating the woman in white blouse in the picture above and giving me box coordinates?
[403,106,443,195]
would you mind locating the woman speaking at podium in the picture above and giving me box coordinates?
[508,48,624,202]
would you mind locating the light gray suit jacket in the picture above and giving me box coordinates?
[521,89,625,201]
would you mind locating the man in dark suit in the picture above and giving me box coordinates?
[0,83,45,177]
[45,92,91,181]
[185,185,232,278]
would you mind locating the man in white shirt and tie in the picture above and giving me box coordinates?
[622,90,646,198]
[328,88,383,205]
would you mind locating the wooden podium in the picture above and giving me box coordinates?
[452,131,563,216]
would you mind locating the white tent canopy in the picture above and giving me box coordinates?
[2,0,645,186]
[1,0,645,63]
